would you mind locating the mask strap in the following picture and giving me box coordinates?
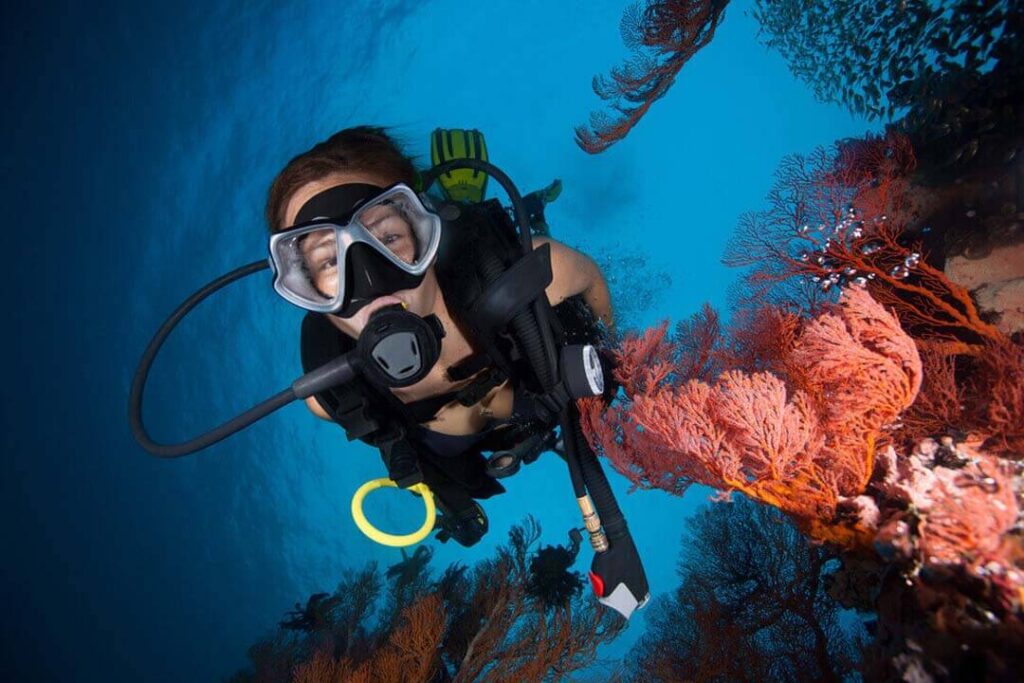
[293,183,384,225]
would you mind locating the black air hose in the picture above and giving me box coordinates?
[566,407,627,539]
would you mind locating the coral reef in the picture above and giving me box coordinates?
[229,519,622,683]
[583,120,1024,675]
[585,287,1023,676]
[723,130,1009,351]
[625,497,860,681]
[583,287,921,546]
[574,2,1023,676]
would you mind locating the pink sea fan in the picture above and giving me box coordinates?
[582,287,922,545]
[791,287,923,494]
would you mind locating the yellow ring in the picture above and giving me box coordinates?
[351,478,436,547]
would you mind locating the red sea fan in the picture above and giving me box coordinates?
[575,0,729,154]
[724,131,1006,351]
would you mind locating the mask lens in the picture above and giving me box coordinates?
[353,194,421,265]
[296,227,341,300]
[270,184,441,315]
[271,225,342,307]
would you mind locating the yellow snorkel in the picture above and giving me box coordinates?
[351,478,437,547]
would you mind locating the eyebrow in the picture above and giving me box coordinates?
[299,231,334,257]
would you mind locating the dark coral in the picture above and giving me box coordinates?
[625,497,859,681]
[230,519,622,683]
[575,0,729,153]
[525,529,585,609]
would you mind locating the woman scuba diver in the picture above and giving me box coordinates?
[130,125,649,618]
[268,126,613,548]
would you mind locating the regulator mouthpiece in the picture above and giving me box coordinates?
[356,305,445,389]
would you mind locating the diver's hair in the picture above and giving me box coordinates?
[266,126,417,232]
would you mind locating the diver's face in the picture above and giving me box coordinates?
[283,173,439,338]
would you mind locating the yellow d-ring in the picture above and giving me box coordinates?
[351,478,436,547]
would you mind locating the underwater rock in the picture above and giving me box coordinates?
[945,242,1024,336]
[872,438,1019,569]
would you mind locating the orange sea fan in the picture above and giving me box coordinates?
[611,321,674,396]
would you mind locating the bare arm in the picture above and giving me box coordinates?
[534,236,615,333]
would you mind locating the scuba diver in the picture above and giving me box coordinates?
[130,126,649,618]
[270,127,611,549]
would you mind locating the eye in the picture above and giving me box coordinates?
[318,256,337,272]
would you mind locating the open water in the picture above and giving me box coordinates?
[2,1,869,679]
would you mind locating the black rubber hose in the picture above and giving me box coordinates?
[132,389,296,458]
[477,229,587,497]
[566,405,627,539]
[128,259,304,458]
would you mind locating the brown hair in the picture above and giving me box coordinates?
[265,126,417,231]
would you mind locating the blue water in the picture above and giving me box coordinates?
[3,1,870,680]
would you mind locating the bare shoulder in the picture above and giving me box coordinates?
[304,396,332,420]
[532,236,600,304]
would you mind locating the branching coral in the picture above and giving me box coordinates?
[625,497,859,682]
[292,595,446,683]
[725,131,1007,351]
[583,287,921,546]
[446,519,622,682]
[903,337,1024,458]
[575,0,729,153]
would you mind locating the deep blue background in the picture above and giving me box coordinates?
[2,1,871,680]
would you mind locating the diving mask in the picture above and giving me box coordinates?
[269,183,442,317]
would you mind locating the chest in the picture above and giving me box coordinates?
[390,318,514,435]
